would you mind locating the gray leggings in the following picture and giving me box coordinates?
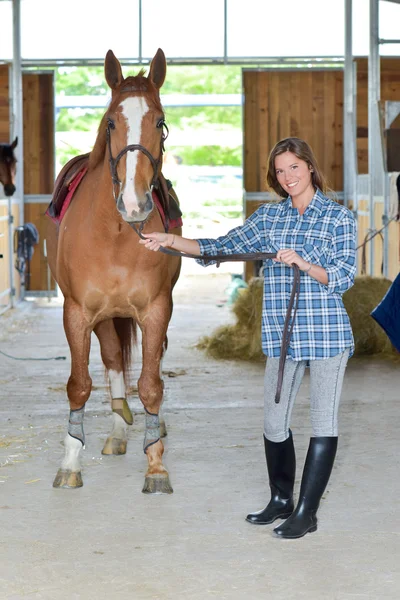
[264,349,350,442]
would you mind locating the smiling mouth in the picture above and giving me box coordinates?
[287,182,298,188]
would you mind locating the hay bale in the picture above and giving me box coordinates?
[197,278,265,361]
[197,276,398,362]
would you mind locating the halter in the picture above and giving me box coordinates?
[106,117,168,204]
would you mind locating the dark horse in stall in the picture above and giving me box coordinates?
[45,49,182,494]
[0,138,18,197]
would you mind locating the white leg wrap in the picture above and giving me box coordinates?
[61,434,83,472]
[109,369,125,399]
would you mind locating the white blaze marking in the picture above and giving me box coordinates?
[109,369,125,398]
[121,97,149,216]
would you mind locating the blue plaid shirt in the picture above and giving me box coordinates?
[196,190,357,360]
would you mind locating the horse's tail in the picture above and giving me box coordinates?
[113,317,137,384]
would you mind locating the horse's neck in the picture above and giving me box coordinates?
[89,159,120,225]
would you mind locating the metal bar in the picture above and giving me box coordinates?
[138,0,142,65]
[0,288,11,299]
[368,0,380,276]
[24,194,52,203]
[344,0,355,210]
[23,290,58,298]
[224,0,228,65]
[378,38,400,44]
[17,56,346,68]
[11,0,24,301]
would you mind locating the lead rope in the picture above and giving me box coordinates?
[130,222,301,404]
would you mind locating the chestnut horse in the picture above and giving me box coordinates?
[0,138,18,197]
[46,49,181,494]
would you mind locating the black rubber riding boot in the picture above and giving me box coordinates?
[246,431,296,525]
[273,436,338,539]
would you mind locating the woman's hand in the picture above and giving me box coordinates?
[274,249,310,271]
[139,232,174,252]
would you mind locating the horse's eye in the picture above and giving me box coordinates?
[156,119,165,129]
[107,117,115,130]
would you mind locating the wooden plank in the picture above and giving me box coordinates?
[0,65,10,142]
[332,72,343,193]
[388,221,400,281]
[258,72,269,194]
[299,71,314,149]
[243,71,259,195]
[311,71,326,181]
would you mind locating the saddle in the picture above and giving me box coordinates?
[46,152,182,231]
[47,153,90,219]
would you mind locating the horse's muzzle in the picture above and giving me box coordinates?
[117,191,154,223]
[4,184,16,197]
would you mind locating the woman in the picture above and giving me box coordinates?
[140,137,357,539]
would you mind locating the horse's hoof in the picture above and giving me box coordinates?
[142,474,173,494]
[53,469,83,488]
[159,419,167,438]
[101,437,127,455]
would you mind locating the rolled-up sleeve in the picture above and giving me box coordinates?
[195,207,265,267]
[324,210,357,295]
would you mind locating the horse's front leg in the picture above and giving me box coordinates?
[139,298,173,494]
[94,319,133,456]
[53,300,92,489]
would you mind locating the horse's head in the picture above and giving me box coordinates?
[0,137,18,197]
[104,49,167,223]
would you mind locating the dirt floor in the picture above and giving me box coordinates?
[0,271,399,600]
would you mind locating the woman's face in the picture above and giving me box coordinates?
[274,151,313,199]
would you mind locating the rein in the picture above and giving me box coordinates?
[130,220,300,405]
[105,120,300,403]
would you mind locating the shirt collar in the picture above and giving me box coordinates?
[280,188,325,216]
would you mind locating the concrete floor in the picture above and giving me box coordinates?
[0,271,399,600]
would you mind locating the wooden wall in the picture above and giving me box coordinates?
[243,69,343,198]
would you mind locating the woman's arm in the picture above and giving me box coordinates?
[139,232,201,255]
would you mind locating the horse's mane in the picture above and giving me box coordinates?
[89,74,164,172]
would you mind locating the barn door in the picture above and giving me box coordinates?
[22,71,56,297]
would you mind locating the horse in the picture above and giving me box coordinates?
[0,138,18,197]
[45,48,182,494]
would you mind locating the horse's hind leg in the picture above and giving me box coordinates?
[53,300,92,489]
[94,319,133,456]
[139,298,173,494]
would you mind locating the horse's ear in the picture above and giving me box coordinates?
[148,48,166,90]
[105,50,123,90]
[11,137,18,150]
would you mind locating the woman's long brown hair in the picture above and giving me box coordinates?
[266,137,330,198]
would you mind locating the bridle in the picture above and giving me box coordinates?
[106,115,169,203]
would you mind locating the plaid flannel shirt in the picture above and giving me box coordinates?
[196,190,357,360]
